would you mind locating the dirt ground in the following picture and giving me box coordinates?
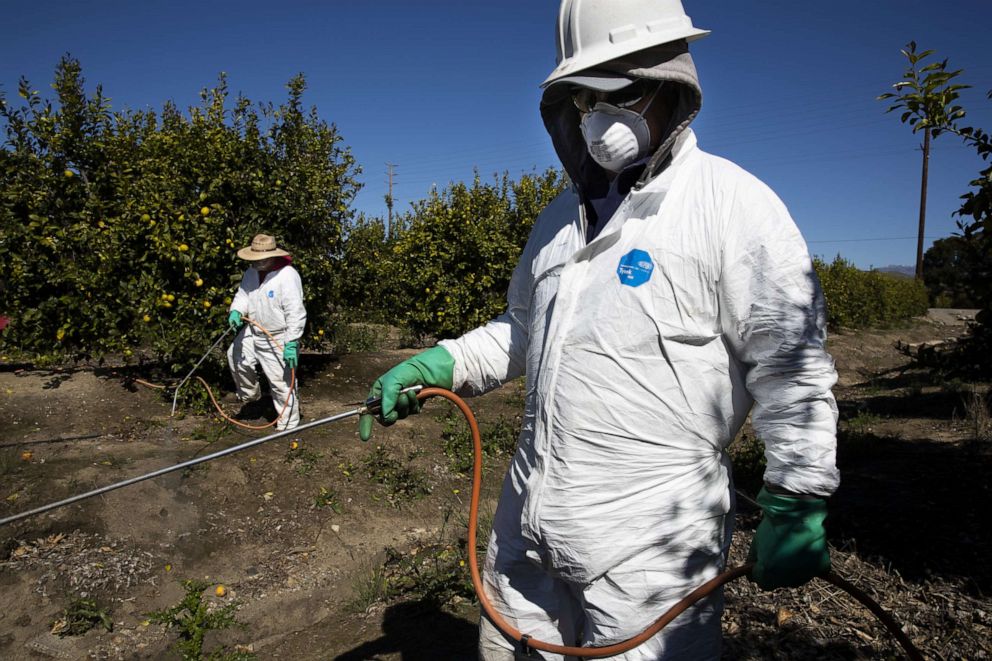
[0,311,989,660]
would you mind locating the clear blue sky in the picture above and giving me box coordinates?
[3,0,991,269]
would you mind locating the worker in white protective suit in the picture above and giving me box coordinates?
[227,233,306,431]
[360,1,839,658]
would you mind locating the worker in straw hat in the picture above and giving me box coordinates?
[361,1,838,658]
[226,233,306,430]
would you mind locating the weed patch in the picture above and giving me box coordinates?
[439,413,519,474]
[728,432,765,496]
[284,445,322,476]
[50,598,113,637]
[361,445,431,506]
[380,510,479,607]
[962,387,992,445]
[313,486,344,513]
[146,579,254,661]
[346,559,389,614]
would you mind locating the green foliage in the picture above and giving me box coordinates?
[923,236,980,307]
[439,413,519,474]
[950,95,992,375]
[381,541,473,607]
[313,486,344,513]
[334,214,400,325]
[878,41,969,137]
[146,579,254,661]
[51,598,113,637]
[359,168,566,340]
[345,559,389,614]
[880,41,990,374]
[0,56,360,373]
[728,432,766,496]
[361,445,431,506]
[379,508,483,608]
[814,256,929,329]
[284,444,322,476]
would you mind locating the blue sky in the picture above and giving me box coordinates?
[3,0,991,269]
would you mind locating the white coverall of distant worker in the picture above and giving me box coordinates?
[361,1,839,659]
[227,234,306,431]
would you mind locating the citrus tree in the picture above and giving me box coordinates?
[387,168,565,339]
[0,57,360,371]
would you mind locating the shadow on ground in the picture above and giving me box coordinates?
[334,601,478,660]
[830,431,991,594]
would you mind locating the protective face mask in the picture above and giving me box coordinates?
[579,83,662,173]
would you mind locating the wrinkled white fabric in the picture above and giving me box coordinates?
[228,265,306,430]
[440,129,838,658]
[230,265,307,342]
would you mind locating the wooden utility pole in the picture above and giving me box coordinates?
[915,127,931,280]
[385,163,396,238]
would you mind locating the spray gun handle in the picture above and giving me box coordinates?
[360,385,424,415]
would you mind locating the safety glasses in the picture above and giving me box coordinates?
[572,81,656,114]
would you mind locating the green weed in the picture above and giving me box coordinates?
[383,508,486,607]
[330,323,385,354]
[313,486,344,513]
[361,445,431,506]
[728,432,765,495]
[50,598,113,637]
[345,559,389,614]
[962,388,992,445]
[846,411,881,436]
[284,445,322,476]
[146,579,254,661]
[440,414,519,474]
[96,455,132,470]
[190,422,232,446]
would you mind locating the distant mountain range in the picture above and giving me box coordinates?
[874,265,916,278]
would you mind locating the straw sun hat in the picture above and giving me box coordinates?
[237,234,290,261]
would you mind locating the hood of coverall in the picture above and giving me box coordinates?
[540,39,702,197]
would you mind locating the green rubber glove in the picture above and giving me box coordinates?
[283,341,298,369]
[358,346,455,442]
[228,310,244,330]
[747,486,831,589]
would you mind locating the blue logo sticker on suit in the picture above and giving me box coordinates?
[267,290,275,298]
[616,249,654,287]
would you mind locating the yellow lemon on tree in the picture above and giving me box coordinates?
[318,329,324,336]
[203,301,211,309]
[56,329,65,341]
[200,206,210,216]
[166,294,175,302]
[178,244,189,252]
[195,278,203,287]
[64,169,73,178]
[143,315,151,323]
[141,213,151,222]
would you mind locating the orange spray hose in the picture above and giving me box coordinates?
[196,318,296,430]
[416,387,924,660]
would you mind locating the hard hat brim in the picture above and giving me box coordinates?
[547,71,635,92]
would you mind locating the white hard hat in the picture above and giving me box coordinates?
[542,0,709,89]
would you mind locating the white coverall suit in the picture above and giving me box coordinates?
[227,264,306,431]
[439,45,839,660]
